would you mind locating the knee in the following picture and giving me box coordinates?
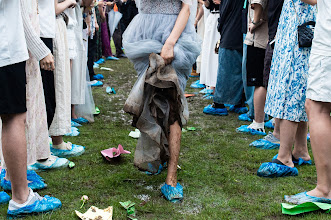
[305,99,314,116]
[1,113,26,125]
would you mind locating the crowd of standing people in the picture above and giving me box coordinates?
[0,0,330,218]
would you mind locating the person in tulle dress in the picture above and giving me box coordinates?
[123,0,201,202]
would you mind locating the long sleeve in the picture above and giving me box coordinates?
[20,0,50,61]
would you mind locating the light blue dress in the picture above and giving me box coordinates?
[264,0,316,122]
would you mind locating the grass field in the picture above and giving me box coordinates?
[0,58,329,219]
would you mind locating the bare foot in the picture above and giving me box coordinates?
[307,188,331,199]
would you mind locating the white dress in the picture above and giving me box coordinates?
[196,4,209,73]
[199,8,219,87]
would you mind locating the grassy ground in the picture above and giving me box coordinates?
[0,58,329,219]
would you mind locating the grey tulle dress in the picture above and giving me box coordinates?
[123,0,201,173]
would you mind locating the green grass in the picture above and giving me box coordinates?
[0,58,329,219]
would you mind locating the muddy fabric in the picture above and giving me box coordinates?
[124,53,188,173]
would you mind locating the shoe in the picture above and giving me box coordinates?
[284,192,331,205]
[106,86,116,94]
[106,56,119,61]
[249,132,280,149]
[0,191,10,204]
[236,121,266,136]
[145,163,166,175]
[7,188,61,218]
[203,104,228,116]
[65,126,80,137]
[28,155,69,171]
[238,113,253,122]
[72,117,89,124]
[229,105,249,114]
[199,88,213,94]
[50,142,85,158]
[1,172,47,191]
[161,183,183,203]
[71,120,82,127]
[272,154,312,166]
[91,81,103,87]
[93,63,99,69]
[203,94,214,100]
[95,58,105,64]
[92,74,104,80]
[257,162,298,178]
[265,118,275,129]
[190,80,205,89]
[94,107,100,115]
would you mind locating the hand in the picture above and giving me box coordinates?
[160,42,175,65]
[213,0,221,4]
[67,0,77,8]
[40,53,55,71]
[248,20,262,33]
[95,22,99,31]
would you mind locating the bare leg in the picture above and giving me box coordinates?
[1,113,29,204]
[166,121,181,187]
[51,136,63,145]
[306,99,331,199]
[253,86,267,123]
[273,118,280,140]
[277,119,298,167]
[211,86,215,94]
[292,121,310,161]
[71,105,77,119]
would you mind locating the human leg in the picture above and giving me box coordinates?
[166,121,181,187]
[253,86,267,123]
[306,99,331,198]
[292,121,310,161]
[1,113,29,204]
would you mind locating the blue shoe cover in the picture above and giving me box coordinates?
[203,105,228,116]
[203,94,214,100]
[93,64,99,69]
[65,127,80,137]
[1,170,44,182]
[249,139,280,149]
[106,86,116,94]
[0,191,10,204]
[199,88,213,94]
[72,117,89,124]
[92,74,104,80]
[1,174,47,191]
[71,120,82,127]
[145,163,166,175]
[307,133,310,142]
[236,125,266,135]
[95,58,105,64]
[257,162,298,178]
[50,144,85,158]
[91,81,103,87]
[7,193,62,218]
[161,183,183,203]
[190,82,205,89]
[238,113,253,122]
[284,192,331,205]
[28,157,69,171]
[272,154,312,166]
[229,106,248,114]
[106,56,119,61]
[265,119,275,129]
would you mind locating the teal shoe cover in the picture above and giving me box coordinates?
[272,154,312,166]
[284,192,331,205]
[257,162,298,178]
[50,144,85,158]
[250,139,280,149]
[238,113,253,122]
[161,183,183,203]
[0,172,47,191]
[72,117,89,124]
[236,125,266,136]
[0,191,10,204]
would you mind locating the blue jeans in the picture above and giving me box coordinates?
[213,48,243,105]
[242,43,255,118]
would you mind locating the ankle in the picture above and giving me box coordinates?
[165,177,177,187]
[277,153,294,167]
[12,188,30,204]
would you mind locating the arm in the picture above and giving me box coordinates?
[300,0,317,5]
[160,2,190,64]
[218,0,230,32]
[194,2,204,27]
[94,9,99,31]
[55,0,76,15]
[249,3,264,33]
[20,0,54,70]
[82,0,94,7]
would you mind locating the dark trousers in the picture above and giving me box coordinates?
[113,25,123,56]
[40,38,56,128]
[88,33,98,80]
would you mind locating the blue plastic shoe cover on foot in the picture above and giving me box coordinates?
[249,139,280,149]
[257,162,298,178]
[161,183,183,203]
[0,191,10,204]
[284,192,331,205]
[203,105,228,116]
[238,113,253,122]
[236,125,266,135]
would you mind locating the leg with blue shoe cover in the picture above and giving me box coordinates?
[303,100,331,201]
[162,121,183,202]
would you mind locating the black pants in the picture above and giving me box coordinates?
[113,25,123,56]
[88,33,98,80]
[40,38,56,128]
